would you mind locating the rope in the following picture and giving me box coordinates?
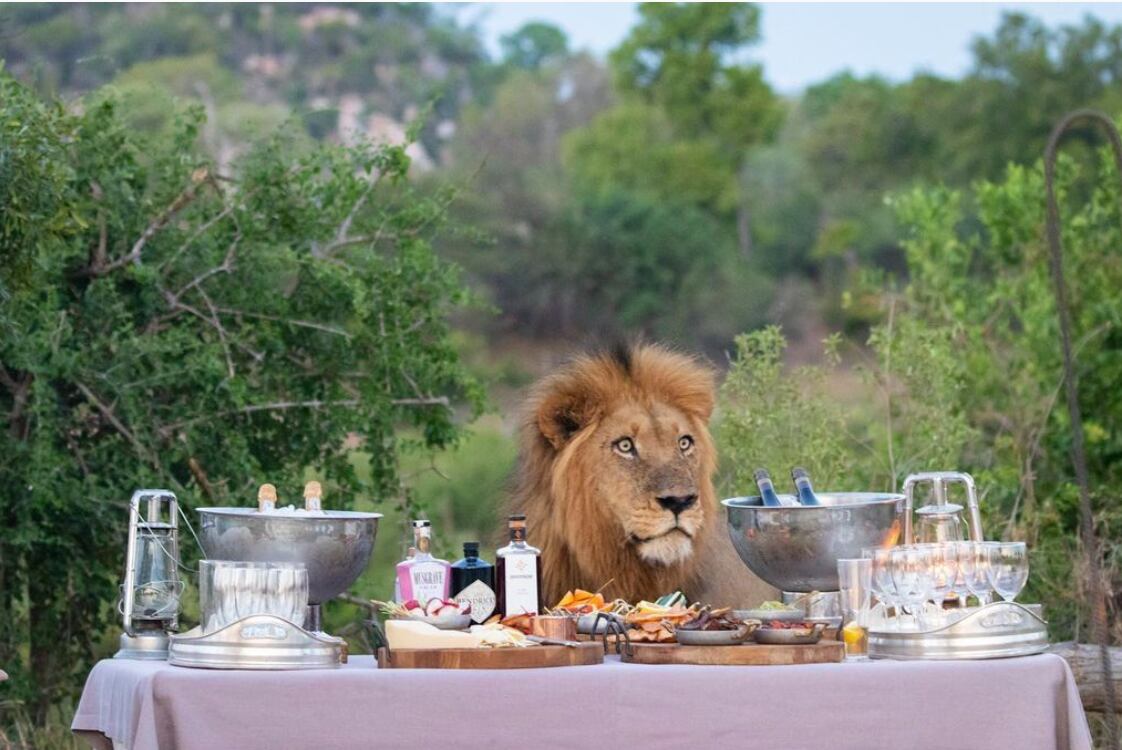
[1043,108,1122,748]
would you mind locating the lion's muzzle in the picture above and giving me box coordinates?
[656,493,697,516]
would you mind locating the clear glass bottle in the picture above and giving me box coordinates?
[451,542,496,624]
[791,467,822,506]
[495,514,542,617]
[395,521,450,604]
[392,545,416,603]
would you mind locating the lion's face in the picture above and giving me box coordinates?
[581,400,706,566]
[517,345,718,594]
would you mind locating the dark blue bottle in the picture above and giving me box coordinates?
[451,542,497,624]
[754,469,784,507]
[791,467,822,506]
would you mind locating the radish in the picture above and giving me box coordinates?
[436,603,460,618]
[424,598,444,617]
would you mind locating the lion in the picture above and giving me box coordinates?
[507,343,775,608]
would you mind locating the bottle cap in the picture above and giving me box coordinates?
[791,467,810,480]
[303,480,322,499]
[754,468,771,482]
[508,514,526,524]
[463,541,480,556]
[412,519,431,528]
[257,484,277,503]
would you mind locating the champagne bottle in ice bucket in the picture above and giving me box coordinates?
[257,483,277,512]
[791,467,822,506]
[303,481,322,512]
[754,469,784,507]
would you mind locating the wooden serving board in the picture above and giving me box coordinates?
[377,642,604,670]
[620,640,843,666]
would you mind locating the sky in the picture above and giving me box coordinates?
[459,2,1122,94]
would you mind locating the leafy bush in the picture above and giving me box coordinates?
[0,72,480,721]
[719,140,1122,640]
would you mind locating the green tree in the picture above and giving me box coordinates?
[0,73,481,721]
[500,22,568,71]
[947,13,1122,182]
[607,2,782,254]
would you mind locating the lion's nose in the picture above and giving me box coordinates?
[657,494,697,515]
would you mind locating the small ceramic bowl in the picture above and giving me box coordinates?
[674,621,757,646]
[753,622,827,645]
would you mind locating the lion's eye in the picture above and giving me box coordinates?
[678,435,694,452]
[613,437,636,457]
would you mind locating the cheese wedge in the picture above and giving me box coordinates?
[385,619,484,649]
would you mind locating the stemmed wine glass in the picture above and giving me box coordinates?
[986,541,1029,602]
[863,547,899,629]
[954,541,993,606]
[922,543,958,624]
[889,546,929,629]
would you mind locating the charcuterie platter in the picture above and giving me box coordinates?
[621,640,843,666]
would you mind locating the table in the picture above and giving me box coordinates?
[73,653,1092,750]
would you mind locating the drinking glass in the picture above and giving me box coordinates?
[923,543,958,611]
[837,558,872,661]
[200,560,309,633]
[954,541,993,606]
[951,541,987,606]
[889,546,927,629]
[864,547,899,629]
[986,541,1028,602]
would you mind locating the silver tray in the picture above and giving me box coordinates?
[168,614,344,670]
[868,602,1048,660]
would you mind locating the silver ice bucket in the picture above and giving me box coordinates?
[723,492,904,592]
[196,507,380,605]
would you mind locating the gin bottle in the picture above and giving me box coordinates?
[392,546,416,603]
[791,467,822,506]
[451,542,496,624]
[496,515,542,617]
[395,521,450,603]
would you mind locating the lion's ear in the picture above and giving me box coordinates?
[535,385,599,450]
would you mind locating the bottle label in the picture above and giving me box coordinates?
[455,579,496,624]
[407,560,448,603]
[503,554,539,616]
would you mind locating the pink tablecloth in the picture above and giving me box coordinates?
[73,653,1092,750]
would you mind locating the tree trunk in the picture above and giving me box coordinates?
[736,204,752,259]
[1052,641,1122,714]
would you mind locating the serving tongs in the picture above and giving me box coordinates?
[590,611,633,657]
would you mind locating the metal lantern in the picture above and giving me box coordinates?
[115,489,183,660]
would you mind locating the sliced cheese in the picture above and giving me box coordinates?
[385,619,484,650]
